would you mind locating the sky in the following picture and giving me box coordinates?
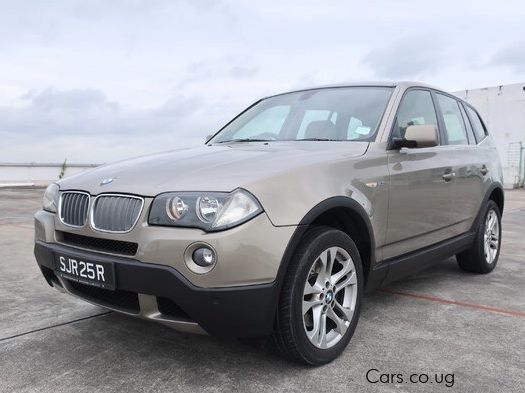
[1,0,524,164]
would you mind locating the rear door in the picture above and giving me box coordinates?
[463,103,496,217]
[384,89,458,259]
[434,92,485,230]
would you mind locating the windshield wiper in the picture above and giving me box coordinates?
[216,138,272,143]
[296,138,339,141]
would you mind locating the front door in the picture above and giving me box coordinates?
[384,89,458,259]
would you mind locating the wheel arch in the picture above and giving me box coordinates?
[488,185,504,213]
[470,182,505,232]
[274,197,376,296]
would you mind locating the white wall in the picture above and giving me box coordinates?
[453,83,525,188]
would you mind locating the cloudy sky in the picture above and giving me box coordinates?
[1,0,524,164]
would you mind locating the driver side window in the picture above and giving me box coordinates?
[233,105,290,139]
[393,90,438,141]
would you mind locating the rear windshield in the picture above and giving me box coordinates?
[210,87,394,143]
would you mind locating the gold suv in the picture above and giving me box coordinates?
[34,82,504,365]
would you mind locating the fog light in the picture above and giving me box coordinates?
[184,243,218,274]
[192,247,216,267]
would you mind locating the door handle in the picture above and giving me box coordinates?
[480,165,489,176]
[442,172,455,182]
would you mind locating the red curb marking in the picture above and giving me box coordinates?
[379,288,525,318]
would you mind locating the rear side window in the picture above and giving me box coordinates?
[393,90,438,140]
[459,104,477,144]
[464,105,487,142]
[436,93,469,145]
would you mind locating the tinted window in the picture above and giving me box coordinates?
[465,105,487,142]
[436,94,469,145]
[393,90,438,140]
[211,87,394,143]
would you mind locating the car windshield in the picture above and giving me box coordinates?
[210,87,394,143]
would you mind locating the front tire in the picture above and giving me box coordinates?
[273,227,363,365]
[456,200,502,273]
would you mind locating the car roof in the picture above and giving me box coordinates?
[265,81,442,98]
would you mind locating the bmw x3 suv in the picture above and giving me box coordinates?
[34,82,504,365]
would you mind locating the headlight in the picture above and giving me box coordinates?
[42,183,59,213]
[149,189,263,231]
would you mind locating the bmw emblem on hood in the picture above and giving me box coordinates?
[100,178,115,186]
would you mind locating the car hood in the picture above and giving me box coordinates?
[58,142,369,197]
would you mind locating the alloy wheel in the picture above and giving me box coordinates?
[484,209,499,264]
[302,246,358,349]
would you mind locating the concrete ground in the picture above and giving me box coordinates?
[0,188,524,393]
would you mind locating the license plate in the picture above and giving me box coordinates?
[54,253,116,290]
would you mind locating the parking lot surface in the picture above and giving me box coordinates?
[1,188,524,392]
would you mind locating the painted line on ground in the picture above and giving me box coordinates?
[0,312,112,342]
[379,288,525,318]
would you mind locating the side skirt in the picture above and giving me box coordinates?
[366,232,475,291]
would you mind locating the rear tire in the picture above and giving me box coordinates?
[273,227,363,365]
[456,200,501,274]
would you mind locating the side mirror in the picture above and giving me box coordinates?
[205,134,213,143]
[392,124,438,149]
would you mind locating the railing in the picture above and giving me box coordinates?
[507,142,524,188]
[0,162,100,185]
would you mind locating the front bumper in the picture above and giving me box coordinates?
[34,204,297,337]
[35,241,279,337]
[35,207,295,288]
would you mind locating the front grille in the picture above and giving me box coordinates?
[58,231,138,256]
[66,280,140,313]
[60,192,90,227]
[157,297,192,321]
[92,195,144,232]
